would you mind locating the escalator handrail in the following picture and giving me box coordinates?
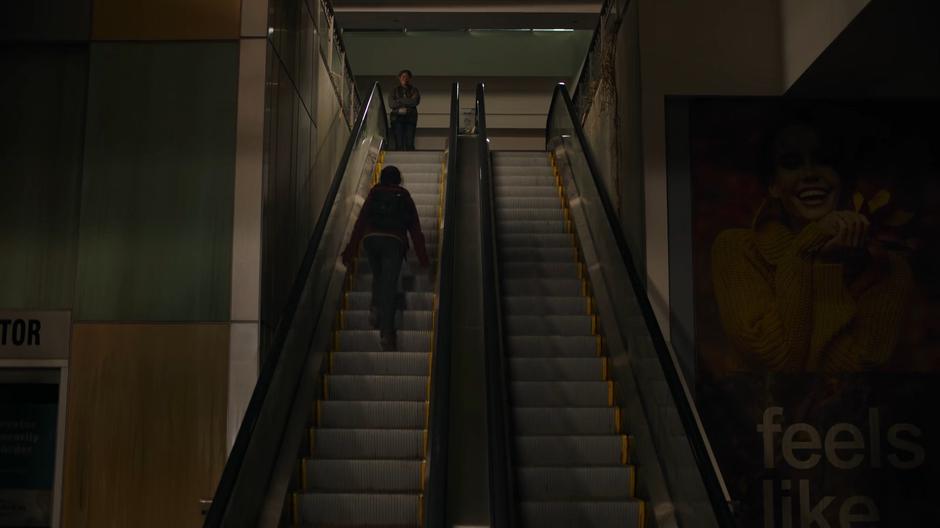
[423,81,460,528]
[544,83,736,526]
[476,83,516,528]
[205,82,388,527]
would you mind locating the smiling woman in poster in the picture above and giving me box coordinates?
[711,121,914,373]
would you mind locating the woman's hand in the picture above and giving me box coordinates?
[818,211,870,258]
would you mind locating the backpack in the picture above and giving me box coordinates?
[368,188,408,230]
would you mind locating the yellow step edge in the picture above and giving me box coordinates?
[621,434,630,465]
[292,491,300,526]
[596,335,604,356]
[422,429,429,457]
[614,406,622,434]
[607,380,614,406]
[629,465,637,497]
[418,493,425,527]
[420,460,428,490]
[601,357,608,381]
[639,500,647,528]
[591,314,598,335]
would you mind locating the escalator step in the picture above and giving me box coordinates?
[312,428,425,459]
[513,407,619,435]
[509,357,605,381]
[503,295,585,315]
[499,247,575,262]
[337,330,433,352]
[350,274,435,293]
[342,310,434,331]
[345,291,434,310]
[330,352,430,376]
[498,233,572,247]
[304,459,423,492]
[498,220,568,234]
[511,381,611,407]
[494,151,549,162]
[503,278,582,296]
[325,374,428,401]
[496,196,561,209]
[493,185,559,198]
[501,263,580,279]
[497,207,564,221]
[505,315,594,336]
[495,175,556,186]
[415,204,439,217]
[317,401,426,429]
[515,466,636,500]
[296,492,420,526]
[514,435,627,466]
[518,499,645,528]
[507,335,598,357]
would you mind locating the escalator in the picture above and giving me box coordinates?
[205,82,460,528]
[293,149,443,525]
[478,83,736,528]
[492,150,644,527]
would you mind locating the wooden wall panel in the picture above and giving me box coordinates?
[75,42,237,322]
[62,324,228,528]
[0,45,87,310]
[91,0,240,41]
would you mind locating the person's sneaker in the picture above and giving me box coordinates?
[368,307,379,329]
[380,332,397,351]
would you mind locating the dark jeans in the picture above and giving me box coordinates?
[392,120,416,151]
[363,235,405,336]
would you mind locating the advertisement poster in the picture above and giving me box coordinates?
[690,99,940,526]
[0,373,58,527]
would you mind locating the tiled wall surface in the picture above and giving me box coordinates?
[1,0,359,525]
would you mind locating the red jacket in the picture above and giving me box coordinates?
[341,184,431,266]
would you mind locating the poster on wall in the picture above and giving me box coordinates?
[689,98,940,527]
[0,370,58,527]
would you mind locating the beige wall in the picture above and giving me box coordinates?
[780,0,870,88]
[637,0,784,333]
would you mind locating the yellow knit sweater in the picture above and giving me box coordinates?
[711,204,912,373]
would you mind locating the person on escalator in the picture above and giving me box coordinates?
[341,165,431,351]
[389,69,420,151]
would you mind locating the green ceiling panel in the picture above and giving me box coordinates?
[75,42,237,322]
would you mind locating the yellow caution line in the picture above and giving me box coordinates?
[292,492,300,526]
[639,500,647,528]
[621,434,630,465]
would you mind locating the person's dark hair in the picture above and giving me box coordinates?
[757,110,846,188]
[380,165,402,185]
[398,69,413,78]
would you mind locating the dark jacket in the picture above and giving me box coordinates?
[390,85,420,123]
[341,184,430,266]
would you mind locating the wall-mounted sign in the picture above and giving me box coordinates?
[0,369,59,527]
[0,312,70,361]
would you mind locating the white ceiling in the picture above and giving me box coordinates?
[331,1,603,30]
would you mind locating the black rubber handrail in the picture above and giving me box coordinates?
[205,82,388,527]
[545,83,736,526]
[423,81,460,528]
[477,83,516,528]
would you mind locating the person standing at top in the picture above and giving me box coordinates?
[390,69,420,151]
[341,165,430,351]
